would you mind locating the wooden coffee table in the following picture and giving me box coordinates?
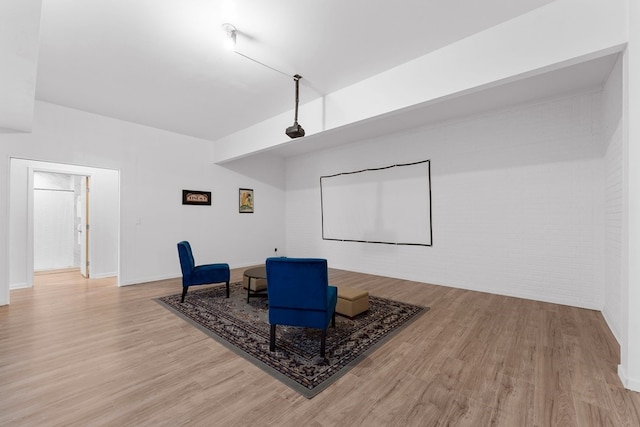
[243,266,267,303]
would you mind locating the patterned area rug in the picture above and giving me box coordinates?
[156,282,427,398]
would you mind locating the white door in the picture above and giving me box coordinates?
[80,176,90,278]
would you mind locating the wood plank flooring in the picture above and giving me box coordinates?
[1,268,639,426]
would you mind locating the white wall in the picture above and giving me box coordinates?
[0,0,41,132]
[0,101,286,304]
[34,188,75,270]
[286,89,606,309]
[602,54,624,342]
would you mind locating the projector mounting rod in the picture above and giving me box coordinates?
[293,74,301,124]
[285,74,305,138]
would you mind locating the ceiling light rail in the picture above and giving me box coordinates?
[220,23,295,79]
[233,51,292,79]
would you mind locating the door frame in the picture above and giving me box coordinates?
[27,167,92,285]
[80,175,90,278]
[7,158,120,303]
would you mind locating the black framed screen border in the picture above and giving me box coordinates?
[320,160,432,247]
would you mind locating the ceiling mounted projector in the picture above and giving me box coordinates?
[286,74,305,139]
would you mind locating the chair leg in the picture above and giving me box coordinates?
[270,324,276,352]
[226,281,230,298]
[320,329,327,358]
[180,287,188,303]
[331,312,336,327]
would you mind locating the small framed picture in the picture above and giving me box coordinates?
[239,188,254,213]
[182,190,211,206]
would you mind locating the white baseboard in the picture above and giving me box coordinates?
[90,272,118,279]
[601,308,622,345]
[618,364,640,392]
[118,273,179,287]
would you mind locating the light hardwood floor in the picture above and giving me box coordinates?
[1,268,639,426]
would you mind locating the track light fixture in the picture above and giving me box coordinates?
[221,23,237,51]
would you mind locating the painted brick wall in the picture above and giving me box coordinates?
[285,89,606,309]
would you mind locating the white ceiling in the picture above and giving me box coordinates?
[35,0,558,142]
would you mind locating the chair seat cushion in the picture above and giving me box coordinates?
[270,285,336,329]
[190,263,230,285]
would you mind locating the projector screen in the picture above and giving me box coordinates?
[320,160,432,246]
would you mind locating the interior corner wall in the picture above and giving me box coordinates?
[0,101,285,303]
[285,88,606,309]
[619,0,640,392]
[601,54,624,343]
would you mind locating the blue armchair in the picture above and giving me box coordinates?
[177,241,230,302]
[266,257,337,358]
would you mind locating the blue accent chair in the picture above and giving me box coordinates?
[177,241,230,302]
[266,257,337,358]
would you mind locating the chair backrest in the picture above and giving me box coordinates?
[177,241,195,277]
[266,257,329,311]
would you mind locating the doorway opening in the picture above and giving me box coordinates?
[8,158,120,295]
[33,172,90,278]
